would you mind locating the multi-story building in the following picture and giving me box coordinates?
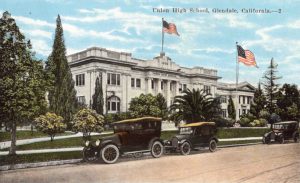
[67,47,255,120]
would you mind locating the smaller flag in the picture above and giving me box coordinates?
[163,20,180,36]
[237,45,258,67]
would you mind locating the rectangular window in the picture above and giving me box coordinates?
[75,74,85,86]
[243,96,245,104]
[239,96,241,104]
[247,97,251,104]
[222,109,227,118]
[170,82,172,91]
[107,101,111,111]
[112,102,116,111]
[131,78,135,87]
[151,80,154,89]
[161,81,164,90]
[77,96,86,105]
[183,84,187,91]
[220,96,227,103]
[117,102,120,111]
[204,85,211,94]
[242,109,246,114]
[136,79,141,88]
[107,73,121,86]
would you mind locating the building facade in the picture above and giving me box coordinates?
[67,47,255,120]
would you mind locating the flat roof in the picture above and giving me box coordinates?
[113,117,162,124]
[180,122,216,127]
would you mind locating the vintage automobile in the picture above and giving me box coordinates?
[164,122,218,155]
[83,117,164,164]
[262,121,299,144]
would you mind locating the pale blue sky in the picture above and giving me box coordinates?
[1,0,300,86]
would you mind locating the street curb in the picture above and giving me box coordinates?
[0,159,82,171]
[218,142,262,148]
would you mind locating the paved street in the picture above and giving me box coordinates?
[1,143,299,183]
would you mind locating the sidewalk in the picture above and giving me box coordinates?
[0,132,112,150]
[0,136,262,156]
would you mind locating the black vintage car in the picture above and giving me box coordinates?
[262,121,299,144]
[83,117,164,164]
[164,122,218,155]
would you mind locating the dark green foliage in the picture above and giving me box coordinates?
[213,117,234,127]
[0,11,47,155]
[170,89,221,125]
[262,58,281,114]
[45,15,78,126]
[227,96,236,120]
[129,93,162,118]
[269,113,281,124]
[92,75,104,115]
[156,93,168,120]
[276,84,300,120]
[250,82,267,118]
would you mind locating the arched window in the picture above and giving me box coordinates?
[107,96,120,113]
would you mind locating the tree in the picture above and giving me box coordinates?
[250,82,267,118]
[262,58,281,114]
[0,11,47,155]
[45,15,78,127]
[92,75,104,115]
[35,112,66,141]
[276,84,300,120]
[129,94,161,118]
[170,89,221,124]
[156,93,168,120]
[227,96,236,120]
[72,108,104,139]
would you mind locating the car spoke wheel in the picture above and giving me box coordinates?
[180,142,191,155]
[151,141,163,158]
[101,144,119,164]
[294,136,299,143]
[263,136,270,144]
[83,147,97,162]
[278,136,285,144]
[209,139,217,152]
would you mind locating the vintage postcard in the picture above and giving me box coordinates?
[0,0,299,183]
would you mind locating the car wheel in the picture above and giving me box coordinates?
[180,141,191,155]
[82,147,97,162]
[209,139,217,152]
[263,136,270,144]
[100,144,119,164]
[294,136,299,143]
[151,141,164,158]
[278,136,285,144]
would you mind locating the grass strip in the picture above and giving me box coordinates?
[0,131,73,142]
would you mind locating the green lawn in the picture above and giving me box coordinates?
[0,131,73,142]
[217,128,269,139]
[0,151,82,166]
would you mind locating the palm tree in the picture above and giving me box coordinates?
[170,88,221,125]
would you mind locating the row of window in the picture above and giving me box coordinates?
[221,108,250,118]
[77,96,121,112]
[220,95,252,104]
[131,78,141,88]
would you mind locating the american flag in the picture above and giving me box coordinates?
[237,45,258,67]
[163,20,180,36]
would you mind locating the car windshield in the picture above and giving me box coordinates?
[272,124,286,130]
[179,127,193,135]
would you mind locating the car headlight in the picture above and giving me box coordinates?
[85,141,90,147]
[95,139,101,146]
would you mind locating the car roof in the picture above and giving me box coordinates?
[180,122,216,128]
[273,121,298,125]
[113,117,162,124]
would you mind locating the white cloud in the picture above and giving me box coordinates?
[13,16,54,27]
[213,14,256,29]
[191,47,235,54]
[21,29,52,39]
[31,39,51,56]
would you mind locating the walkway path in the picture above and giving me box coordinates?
[0,132,111,150]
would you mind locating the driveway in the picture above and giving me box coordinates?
[1,143,300,183]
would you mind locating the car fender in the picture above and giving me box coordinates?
[292,131,299,138]
[100,140,120,149]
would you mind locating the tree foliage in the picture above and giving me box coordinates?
[250,82,267,118]
[45,15,78,126]
[35,112,66,141]
[262,58,281,114]
[129,94,162,118]
[227,96,236,120]
[170,89,221,124]
[92,75,104,115]
[72,108,104,139]
[155,93,168,120]
[276,84,300,120]
[0,11,47,154]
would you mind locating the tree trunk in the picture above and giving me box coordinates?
[9,121,17,155]
[51,135,54,141]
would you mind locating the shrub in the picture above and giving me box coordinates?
[72,108,104,139]
[213,118,234,127]
[259,110,270,120]
[239,117,251,127]
[259,118,268,127]
[35,112,66,141]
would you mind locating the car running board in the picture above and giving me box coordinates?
[123,149,151,155]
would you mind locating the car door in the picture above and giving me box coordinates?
[190,127,203,147]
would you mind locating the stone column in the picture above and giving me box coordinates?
[157,79,162,94]
[102,71,107,114]
[147,77,152,94]
[175,81,180,96]
[166,80,171,107]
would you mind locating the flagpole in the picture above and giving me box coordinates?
[161,17,164,53]
[235,42,239,122]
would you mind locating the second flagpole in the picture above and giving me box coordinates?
[161,18,164,53]
[235,42,239,121]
